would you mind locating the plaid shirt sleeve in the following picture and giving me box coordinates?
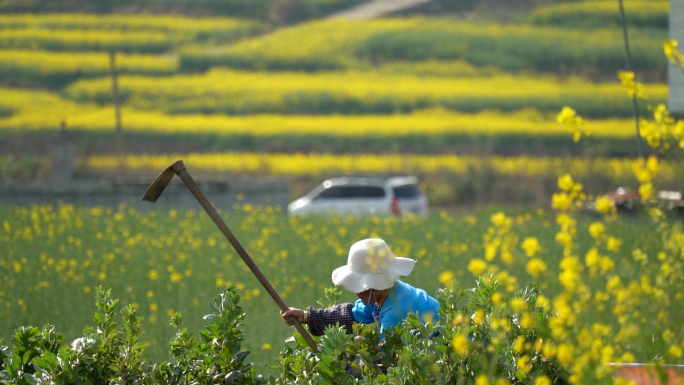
[306,303,355,336]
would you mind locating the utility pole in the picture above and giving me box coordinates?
[109,51,123,156]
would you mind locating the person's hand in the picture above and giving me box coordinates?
[280,307,306,325]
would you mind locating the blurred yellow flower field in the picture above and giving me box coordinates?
[85,152,677,184]
[0,13,262,33]
[0,86,658,144]
[0,49,178,87]
[63,69,667,116]
[0,13,264,52]
[1,198,683,381]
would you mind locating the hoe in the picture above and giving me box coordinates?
[142,160,320,353]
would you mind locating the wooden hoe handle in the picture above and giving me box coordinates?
[172,161,320,353]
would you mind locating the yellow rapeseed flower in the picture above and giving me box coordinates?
[646,154,659,173]
[511,297,526,313]
[485,243,498,261]
[468,259,488,276]
[453,334,469,355]
[664,39,684,65]
[588,222,606,240]
[536,295,549,309]
[558,270,579,292]
[475,375,490,385]
[551,193,573,211]
[438,270,455,287]
[526,258,547,278]
[585,248,600,275]
[542,343,556,360]
[607,276,621,293]
[620,352,635,363]
[618,70,645,99]
[598,256,615,274]
[520,312,535,329]
[473,309,486,325]
[595,195,617,215]
[514,335,526,354]
[557,107,588,142]
[518,355,532,373]
[638,182,654,202]
[557,344,574,366]
[500,250,515,266]
[600,345,615,364]
[521,237,542,257]
[558,174,575,192]
[491,212,512,229]
[556,212,576,229]
[607,237,622,252]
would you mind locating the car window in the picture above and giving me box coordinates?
[315,186,344,199]
[357,186,386,198]
[393,184,422,198]
[314,185,385,200]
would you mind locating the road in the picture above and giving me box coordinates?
[326,0,433,20]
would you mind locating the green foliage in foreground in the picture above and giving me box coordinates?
[276,279,571,384]
[0,282,574,384]
[0,287,267,384]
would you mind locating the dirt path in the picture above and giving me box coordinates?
[326,0,433,20]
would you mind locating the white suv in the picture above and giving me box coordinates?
[287,175,428,217]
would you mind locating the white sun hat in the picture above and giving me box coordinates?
[332,238,416,293]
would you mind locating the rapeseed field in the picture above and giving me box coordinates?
[1,188,683,381]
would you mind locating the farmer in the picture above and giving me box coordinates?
[281,238,440,337]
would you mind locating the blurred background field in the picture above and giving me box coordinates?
[0,0,677,206]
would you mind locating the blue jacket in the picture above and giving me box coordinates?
[351,280,440,335]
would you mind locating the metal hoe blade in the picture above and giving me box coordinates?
[140,161,182,203]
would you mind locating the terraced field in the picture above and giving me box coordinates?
[0,5,671,181]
